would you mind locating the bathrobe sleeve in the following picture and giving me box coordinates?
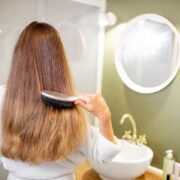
[80,125,121,163]
[0,85,6,164]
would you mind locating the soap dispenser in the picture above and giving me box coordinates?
[162,150,175,180]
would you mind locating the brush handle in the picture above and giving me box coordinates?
[41,90,81,102]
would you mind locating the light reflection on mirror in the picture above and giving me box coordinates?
[115,14,180,93]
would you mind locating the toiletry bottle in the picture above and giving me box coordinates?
[174,162,180,180]
[162,150,175,180]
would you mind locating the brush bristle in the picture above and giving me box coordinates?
[41,94,75,109]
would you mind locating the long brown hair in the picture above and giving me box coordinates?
[1,21,87,164]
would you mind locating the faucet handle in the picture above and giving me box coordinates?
[137,135,147,145]
[122,130,132,140]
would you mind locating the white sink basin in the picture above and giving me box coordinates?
[89,139,153,180]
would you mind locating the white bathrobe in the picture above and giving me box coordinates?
[0,86,121,180]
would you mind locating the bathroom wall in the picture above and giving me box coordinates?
[102,0,180,168]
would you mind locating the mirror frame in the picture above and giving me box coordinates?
[115,14,180,94]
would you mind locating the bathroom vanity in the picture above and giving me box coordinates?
[74,160,162,180]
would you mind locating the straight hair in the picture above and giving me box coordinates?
[1,21,87,164]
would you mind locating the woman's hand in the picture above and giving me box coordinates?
[75,94,116,144]
[75,93,111,122]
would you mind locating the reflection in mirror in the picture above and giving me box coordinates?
[115,14,180,93]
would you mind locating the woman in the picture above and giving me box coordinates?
[0,22,121,180]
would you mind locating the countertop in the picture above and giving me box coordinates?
[74,160,162,180]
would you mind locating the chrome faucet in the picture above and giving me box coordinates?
[120,114,147,145]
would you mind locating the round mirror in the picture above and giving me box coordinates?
[115,14,180,93]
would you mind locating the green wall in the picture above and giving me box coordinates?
[102,0,180,168]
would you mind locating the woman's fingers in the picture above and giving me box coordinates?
[75,93,109,119]
[75,94,96,111]
[77,94,91,103]
[75,99,93,111]
[75,99,86,107]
